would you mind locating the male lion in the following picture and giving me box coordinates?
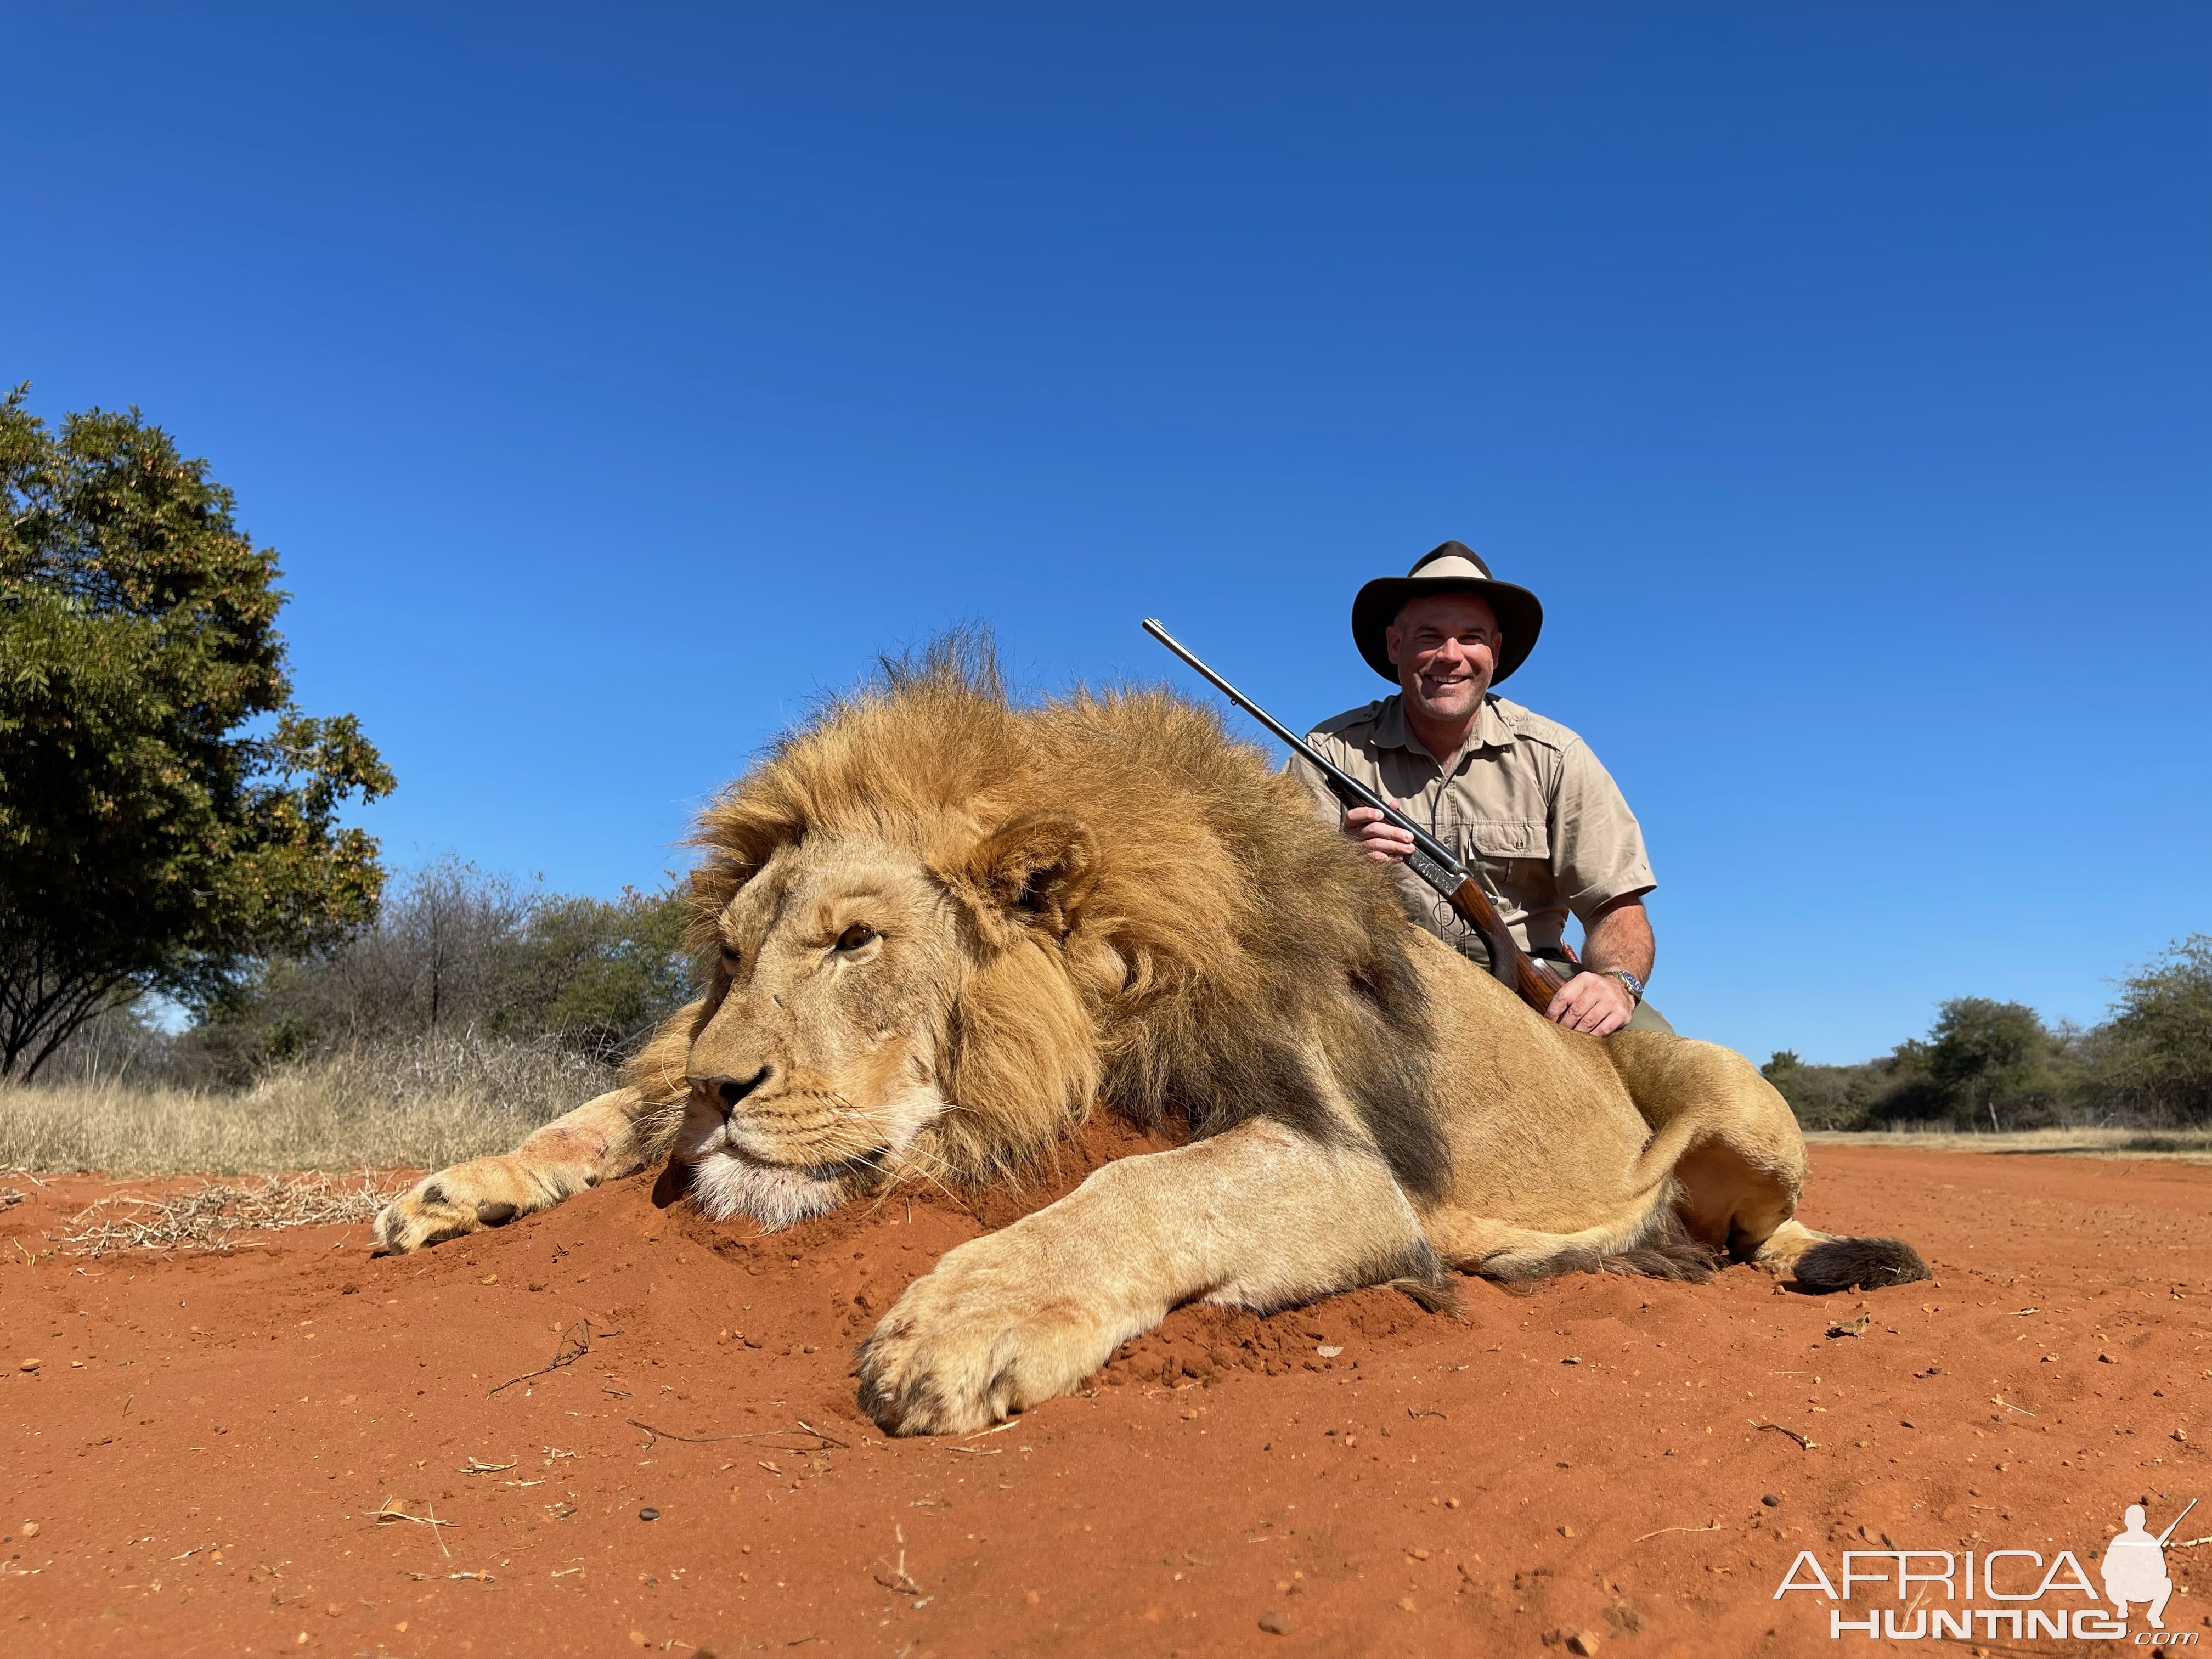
[375,645,1927,1436]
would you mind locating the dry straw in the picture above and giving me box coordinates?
[0,1030,606,1178]
[64,1172,409,1257]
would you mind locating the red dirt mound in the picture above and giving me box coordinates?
[2,1141,2207,1657]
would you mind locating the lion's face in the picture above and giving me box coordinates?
[670,835,969,1228]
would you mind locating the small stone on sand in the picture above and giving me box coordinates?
[1257,1610,1292,1635]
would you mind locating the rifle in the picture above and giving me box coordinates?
[2156,1497,2197,1547]
[1141,617,1569,1017]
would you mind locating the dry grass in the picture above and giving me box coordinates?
[0,1031,608,1178]
[64,1172,410,1257]
[1805,1125,2212,1163]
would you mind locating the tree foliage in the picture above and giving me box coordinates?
[2095,936,2212,1121]
[0,388,392,1077]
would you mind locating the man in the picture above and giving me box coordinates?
[1294,540,1670,1036]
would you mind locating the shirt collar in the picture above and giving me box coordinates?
[1374,693,1515,765]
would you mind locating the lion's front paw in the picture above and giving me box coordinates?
[372,1158,538,1255]
[854,1234,1126,1436]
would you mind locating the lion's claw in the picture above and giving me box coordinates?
[371,1159,537,1254]
[853,1232,1122,1435]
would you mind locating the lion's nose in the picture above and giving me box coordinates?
[697,1067,771,1117]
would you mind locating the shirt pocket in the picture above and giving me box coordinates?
[1446,819,1552,901]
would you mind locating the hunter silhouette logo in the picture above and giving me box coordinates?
[2105,1500,2194,1630]
[1771,1496,2200,1643]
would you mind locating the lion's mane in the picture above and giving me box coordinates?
[635,637,1448,1197]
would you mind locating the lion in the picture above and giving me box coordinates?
[374,641,1928,1436]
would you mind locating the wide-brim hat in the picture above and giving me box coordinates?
[1351,540,1544,685]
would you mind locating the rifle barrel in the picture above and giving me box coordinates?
[1139,618,1464,877]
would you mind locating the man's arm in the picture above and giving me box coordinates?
[1543,893,1653,1035]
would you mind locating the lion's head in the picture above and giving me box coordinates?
[659,809,1107,1227]
[636,637,1438,1229]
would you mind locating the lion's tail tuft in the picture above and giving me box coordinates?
[1755,1218,1931,1293]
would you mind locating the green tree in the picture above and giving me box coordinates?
[510,884,693,1062]
[1925,997,2048,1130]
[0,387,392,1078]
[2097,935,2212,1122]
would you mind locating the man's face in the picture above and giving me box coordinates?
[1386,592,1500,726]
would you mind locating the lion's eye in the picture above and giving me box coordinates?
[718,943,741,970]
[835,923,877,952]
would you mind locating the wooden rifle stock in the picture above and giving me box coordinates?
[1442,876,1567,1013]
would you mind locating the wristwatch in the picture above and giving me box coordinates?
[1605,968,1645,1005]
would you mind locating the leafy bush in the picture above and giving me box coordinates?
[198,855,696,1078]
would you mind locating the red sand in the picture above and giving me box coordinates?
[3,1138,2207,1657]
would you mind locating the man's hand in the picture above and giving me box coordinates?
[1549,895,1654,1036]
[1544,971,1635,1036]
[1342,804,1416,863]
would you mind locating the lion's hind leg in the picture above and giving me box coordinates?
[1604,1034,1932,1293]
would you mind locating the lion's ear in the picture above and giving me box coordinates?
[950,812,1099,941]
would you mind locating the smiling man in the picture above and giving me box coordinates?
[1294,541,1671,1036]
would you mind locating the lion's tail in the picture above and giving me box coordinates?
[1425,1188,1724,1286]
[1751,1218,1932,1293]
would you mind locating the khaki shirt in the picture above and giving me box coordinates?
[1293,693,1654,960]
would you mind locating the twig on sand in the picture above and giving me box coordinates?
[461,1458,517,1474]
[489,1322,613,1397]
[2172,1536,2212,1551]
[1635,1520,1723,1544]
[946,1445,1001,1457]
[629,1418,741,1449]
[872,1550,923,1595]
[630,1418,849,1453]
[373,1499,455,1559]
[1750,1419,1817,1449]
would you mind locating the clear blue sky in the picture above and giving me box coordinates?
[7,4,2207,1064]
